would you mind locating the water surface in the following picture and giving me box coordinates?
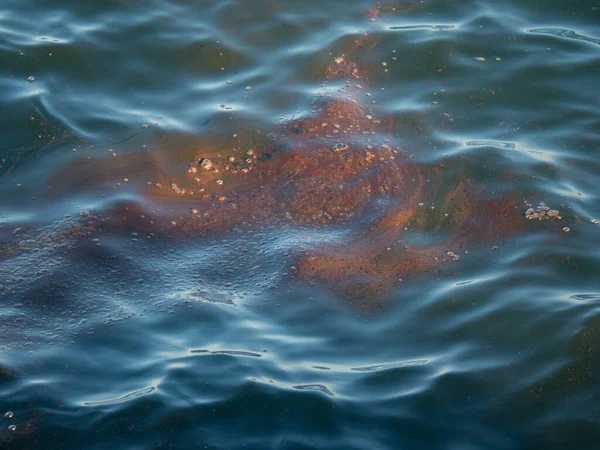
[1,0,600,448]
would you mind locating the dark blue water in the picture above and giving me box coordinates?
[1,0,600,448]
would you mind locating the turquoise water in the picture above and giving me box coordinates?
[1,0,600,448]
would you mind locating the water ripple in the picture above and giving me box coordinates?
[83,386,156,406]
[190,349,263,358]
[350,360,429,372]
[389,24,455,31]
[528,27,600,46]
[1,0,600,448]
[466,140,516,149]
[292,384,335,396]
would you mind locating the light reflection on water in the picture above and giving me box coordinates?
[1,0,600,448]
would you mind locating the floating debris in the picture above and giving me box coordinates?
[331,143,349,152]
[525,202,561,221]
[446,251,460,261]
[199,158,213,170]
[170,183,186,194]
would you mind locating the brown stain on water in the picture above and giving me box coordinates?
[1,1,529,307]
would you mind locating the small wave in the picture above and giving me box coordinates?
[466,140,516,149]
[569,294,600,302]
[351,359,429,372]
[527,28,600,46]
[292,384,334,396]
[83,386,156,406]
[390,24,454,31]
[190,349,263,357]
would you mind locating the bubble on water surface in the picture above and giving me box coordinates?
[199,158,213,170]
